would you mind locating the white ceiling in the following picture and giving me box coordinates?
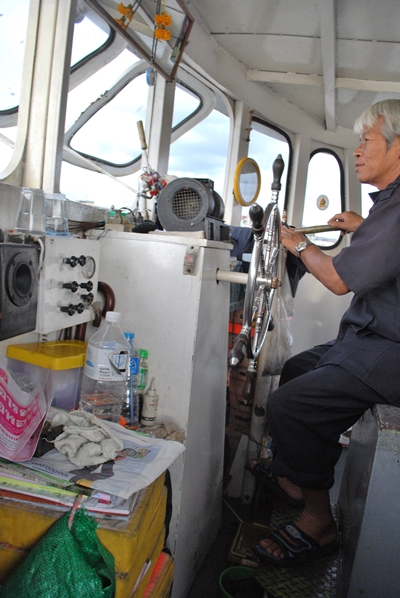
[185,0,400,132]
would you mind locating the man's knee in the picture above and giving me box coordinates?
[266,386,286,421]
[279,353,311,385]
[279,344,332,386]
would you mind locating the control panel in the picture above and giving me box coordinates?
[35,236,101,334]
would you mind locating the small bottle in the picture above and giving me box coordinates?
[79,312,129,422]
[141,378,159,427]
[137,349,149,392]
[122,333,140,428]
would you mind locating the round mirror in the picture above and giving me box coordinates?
[233,158,261,206]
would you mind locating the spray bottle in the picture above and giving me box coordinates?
[141,378,159,427]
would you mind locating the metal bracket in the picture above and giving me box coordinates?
[183,245,198,275]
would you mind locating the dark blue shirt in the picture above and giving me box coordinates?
[316,176,400,404]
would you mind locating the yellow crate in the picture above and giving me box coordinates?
[114,486,167,595]
[142,552,174,598]
[119,525,166,598]
[97,474,166,572]
[0,473,166,582]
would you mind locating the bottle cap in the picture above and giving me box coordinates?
[139,349,148,358]
[124,332,135,340]
[146,378,157,396]
[105,311,121,322]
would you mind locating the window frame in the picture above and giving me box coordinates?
[304,147,345,251]
[250,116,293,211]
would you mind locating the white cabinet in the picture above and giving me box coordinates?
[98,231,230,598]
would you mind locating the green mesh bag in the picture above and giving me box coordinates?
[1,508,115,598]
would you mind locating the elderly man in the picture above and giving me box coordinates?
[253,99,400,566]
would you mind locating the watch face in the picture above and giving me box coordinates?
[296,241,309,253]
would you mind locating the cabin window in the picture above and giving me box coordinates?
[172,84,201,128]
[62,73,204,206]
[168,108,230,198]
[0,127,16,174]
[68,69,147,164]
[302,149,344,248]
[242,119,291,226]
[61,161,138,208]
[71,8,111,67]
[0,1,30,112]
[0,0,30,172]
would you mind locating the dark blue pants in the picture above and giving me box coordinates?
[267,344,389,490]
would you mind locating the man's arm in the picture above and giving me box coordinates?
[281,227,350,295]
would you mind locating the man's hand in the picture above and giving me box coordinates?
[281,225,308,256]
[327,211,364,234]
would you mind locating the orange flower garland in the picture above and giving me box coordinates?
[154,11,172,41]
[116,3,135,30]
[115,4,173,46]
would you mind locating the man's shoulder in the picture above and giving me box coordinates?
[372,176,400,206]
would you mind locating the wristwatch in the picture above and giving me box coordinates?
[295,240,312,257]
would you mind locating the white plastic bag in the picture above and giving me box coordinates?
[0,359,50,460]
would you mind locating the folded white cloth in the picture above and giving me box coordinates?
[52,411,124,467]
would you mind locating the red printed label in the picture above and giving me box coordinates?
[0,381,43,453]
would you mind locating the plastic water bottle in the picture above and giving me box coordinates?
[122,333,140,428]
[138,349,149,392]
[79,312,130,422]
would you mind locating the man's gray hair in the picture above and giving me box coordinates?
[354,99,400,147]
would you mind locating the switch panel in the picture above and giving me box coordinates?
[35,236,101,334]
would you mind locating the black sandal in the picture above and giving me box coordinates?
[254,522,339,567]
[245,460,305,508]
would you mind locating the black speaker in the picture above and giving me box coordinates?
[0,243,39,340]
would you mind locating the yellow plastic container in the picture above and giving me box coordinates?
[6,341,87,410]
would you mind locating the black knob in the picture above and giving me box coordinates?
[77,255,86,266]
[61,281,79,293]
[75,303,85,314]
[63,256,78,267]
[80,293,94,303]
[80,281,93,291]
[60,304,76,316]
[249,204,264,232]
[271,154,285,191]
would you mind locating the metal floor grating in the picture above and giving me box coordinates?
[229,501,342,598]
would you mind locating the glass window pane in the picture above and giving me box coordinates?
[66,50,140,130]
[168,109,230,198]
[0,127,17,171]
[0,0,30,111]
[243,123,290,225]
[71,11,110,66]
[69,70,147,164]
[60,162,137,209]
[303,151,343,247]
[172,84,201,128]
[361,183,376,217]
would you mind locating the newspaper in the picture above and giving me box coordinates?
[20,415,185,499]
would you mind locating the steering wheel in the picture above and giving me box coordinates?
[229,155,284,399]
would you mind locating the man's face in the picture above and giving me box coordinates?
[354,115,400,189]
